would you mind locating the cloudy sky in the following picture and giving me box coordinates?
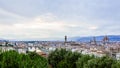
[0,0,120,40]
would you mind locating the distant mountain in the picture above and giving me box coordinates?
[0,38,8,42]
[69,35,120,42]
[0,38,6,42]
[0,35,120,42]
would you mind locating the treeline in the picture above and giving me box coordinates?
[0,49,120,68]
[48,49,120,68]
[0,50,48,68]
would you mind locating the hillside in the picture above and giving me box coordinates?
[69,35,120,42]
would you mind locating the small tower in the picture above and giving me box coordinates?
[93,37,97,45]
[103,36,109,45]
[90,37,97,45]
[103,36,109,42]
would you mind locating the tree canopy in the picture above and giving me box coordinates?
[48,49,120,68]
[0,50,48,68]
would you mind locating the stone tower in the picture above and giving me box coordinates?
[103,36,109,45]
[65,35,67,43]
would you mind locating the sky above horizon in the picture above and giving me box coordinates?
[0,0,120,40]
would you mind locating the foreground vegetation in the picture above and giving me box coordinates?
[0,50,48,68]
[0,49,120,68]
[48,49,120,68]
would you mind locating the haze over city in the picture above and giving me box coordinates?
[0,0,120,40]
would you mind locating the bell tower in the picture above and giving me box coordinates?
[103,35,109,45]
[65,35,67,43]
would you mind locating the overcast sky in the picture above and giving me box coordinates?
[0,0,120,40]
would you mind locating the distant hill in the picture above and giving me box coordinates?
[0,38,6,42]
[0,35,120,42]
[0,38,8,42]
[69,35,120,42]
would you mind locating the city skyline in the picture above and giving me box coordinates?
[0,0,120,40]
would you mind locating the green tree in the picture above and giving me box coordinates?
[112,60,120,68]
[48,49,81,68]
[48,49,68,68]
[0,50,48,68]
[76,55,94,68]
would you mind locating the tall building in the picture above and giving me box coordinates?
[65,35,67,43]
[90,37,97,45]
[103,36,109,45]
[103,36,109,42]
[93,37,97,45]
[64,35,68,46]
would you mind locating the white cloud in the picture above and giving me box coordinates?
[0,13,69,40]
[0,8,25,19]
[89,26,98,30]
[0,10,118,40]
[0,12,101,40]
